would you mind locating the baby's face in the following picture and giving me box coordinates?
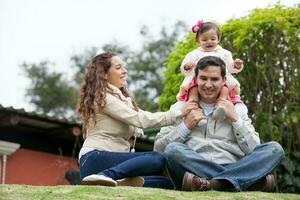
[198,29,220,51]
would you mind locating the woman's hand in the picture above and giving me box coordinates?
[184,108,206,129]
[181,101,198,116]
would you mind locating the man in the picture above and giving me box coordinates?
[154,56,284,192]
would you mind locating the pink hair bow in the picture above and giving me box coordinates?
[192,20,203,33]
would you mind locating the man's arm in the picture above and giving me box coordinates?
[231,103,260,154]
[217,99,260,154]
[153,123,188,153]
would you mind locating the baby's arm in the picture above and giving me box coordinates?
[180,50,199,75]
[224,51,244,74]
[234,58,244,71]
[183,62,197,72]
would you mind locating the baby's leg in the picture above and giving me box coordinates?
[218,86,229,101]
[188,87,199,103]
[188,87,207,126]
[234,102,247,117]
[213,86,229,121]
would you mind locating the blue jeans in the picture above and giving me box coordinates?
[79,150,174,189]
[163,141,284,191]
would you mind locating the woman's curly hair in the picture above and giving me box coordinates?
[76,51,138,138]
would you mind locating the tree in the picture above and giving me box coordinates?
[160,4,300,192]
[21,61,78,116]
[21,21,187,115]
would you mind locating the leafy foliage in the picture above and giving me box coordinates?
[21,61,78,116]
[160,4,300,192]
[221,5,300,149]
[275,151,300,193]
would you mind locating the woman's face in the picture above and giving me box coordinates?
[107,56,128,88]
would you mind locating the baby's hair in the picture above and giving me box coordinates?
[195,21,221,42]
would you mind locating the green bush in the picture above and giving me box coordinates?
[160,4,300,193]
[275,151,300,193]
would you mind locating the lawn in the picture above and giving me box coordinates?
[1,185,299,200]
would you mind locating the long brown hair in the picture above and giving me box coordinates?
[76,51,138,138]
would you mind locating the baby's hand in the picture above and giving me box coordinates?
[234,58,243,69]
[184,62,196,71]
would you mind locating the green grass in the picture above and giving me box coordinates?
[1,184,299,200]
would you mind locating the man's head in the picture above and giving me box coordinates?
[194,56,226,104]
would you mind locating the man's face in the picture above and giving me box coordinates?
[196,65,226,104]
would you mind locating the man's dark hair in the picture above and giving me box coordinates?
[194,56,226,78]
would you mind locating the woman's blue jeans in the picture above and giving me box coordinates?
[79,150,174,189]
[163,141,284,191]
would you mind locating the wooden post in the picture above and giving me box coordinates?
[0,155,2,184]
[1,155,6,184]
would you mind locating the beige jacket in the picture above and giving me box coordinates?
[82,85,183,152]
[154,102,260,164]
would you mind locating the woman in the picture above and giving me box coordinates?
[77,51,195,188]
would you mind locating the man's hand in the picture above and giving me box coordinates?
[234,58,243,69]
[183,108,206,129]
[181,101,198,116]
[216,99,239,122]
[184,62,197,71]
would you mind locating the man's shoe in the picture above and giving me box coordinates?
[249,174,276,192]
[212,107,227,121]
[81,174,117,186]
[182,172,211,191]
[116,176,144,187]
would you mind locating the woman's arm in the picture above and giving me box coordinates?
[102,94,183,128]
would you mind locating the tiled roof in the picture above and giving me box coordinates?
[0,104,79,126]
[0,104,157,143]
